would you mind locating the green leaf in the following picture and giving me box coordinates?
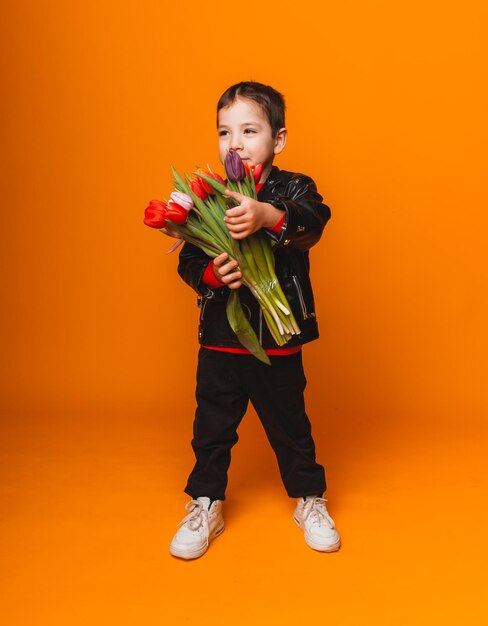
[192,171,228,195]
[226,290,271,365]
[249,168,257,198]
[171,165,191,194]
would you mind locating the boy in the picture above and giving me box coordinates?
[169,81,340,559]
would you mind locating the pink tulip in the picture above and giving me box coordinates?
[170,191,193,211]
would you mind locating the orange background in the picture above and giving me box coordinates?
[1,1,487,624]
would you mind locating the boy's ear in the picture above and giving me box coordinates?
[273,127,287,155]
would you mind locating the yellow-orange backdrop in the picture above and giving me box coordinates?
[1,1,487,624]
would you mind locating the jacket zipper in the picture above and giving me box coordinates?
[292,275,310,320]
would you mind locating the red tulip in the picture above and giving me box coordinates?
[204,170,226,186]
[190,178,209,200]
[144,199,168,229]
[244,162,264,185]
[252,163,263,184]
[194,168,214,195]
[166,200,189,224]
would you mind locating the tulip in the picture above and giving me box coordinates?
[244,162,264,185]
[192,170,227,195]
[144,199,167,229]
[190,178,208,200]
[251,163,263,184]
[202,163,227,186]
[224,150,246,182]
[170,191,193,211]
[204,170,226,186]
[195,168,214,195]
[166,201,189,224]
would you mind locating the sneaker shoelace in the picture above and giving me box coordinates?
[176,499,209,532]
[303,497,336,528]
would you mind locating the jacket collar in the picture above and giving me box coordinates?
[262,164,280,186]
[258,165,282,198]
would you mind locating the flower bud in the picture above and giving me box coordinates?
[190,178,208,200]
[204,170,226,186]
[244,162,264,185]
[144,200,167,229]
[252,163,263,184]
[166,201,189,224]
[224,150,246,182]
[195,168,213,195]
[170,191,193,211]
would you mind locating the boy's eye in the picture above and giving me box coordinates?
[218,129,256,136]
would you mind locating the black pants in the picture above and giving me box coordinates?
[184,347,327,501]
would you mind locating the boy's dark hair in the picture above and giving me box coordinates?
[217,81,286,138]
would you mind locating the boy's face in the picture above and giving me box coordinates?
[217,96,287,182]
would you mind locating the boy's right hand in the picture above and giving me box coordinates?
[213,252,242,289]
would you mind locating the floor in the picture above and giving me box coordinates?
[1,407,486,625]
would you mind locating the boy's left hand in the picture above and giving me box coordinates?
[224,189,283,239]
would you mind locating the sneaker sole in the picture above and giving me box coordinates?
[169,523,225,560]
[293,516,341,552]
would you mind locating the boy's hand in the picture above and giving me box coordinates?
[212,252,242,289]
[224,189,284,239]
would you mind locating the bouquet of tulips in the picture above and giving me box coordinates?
[144,151,300,365]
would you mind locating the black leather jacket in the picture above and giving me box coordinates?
[177,164,332,349]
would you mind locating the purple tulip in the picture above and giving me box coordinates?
[224,150,246,182]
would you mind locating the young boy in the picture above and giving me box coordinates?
[169,81,341,559]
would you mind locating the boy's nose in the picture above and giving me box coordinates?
[230,137,243,150]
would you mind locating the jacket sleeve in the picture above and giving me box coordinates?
[177,241,227,299]
[263,174,331,251]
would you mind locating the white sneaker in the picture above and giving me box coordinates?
[293,495,341,552]
[169,496,225,560]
